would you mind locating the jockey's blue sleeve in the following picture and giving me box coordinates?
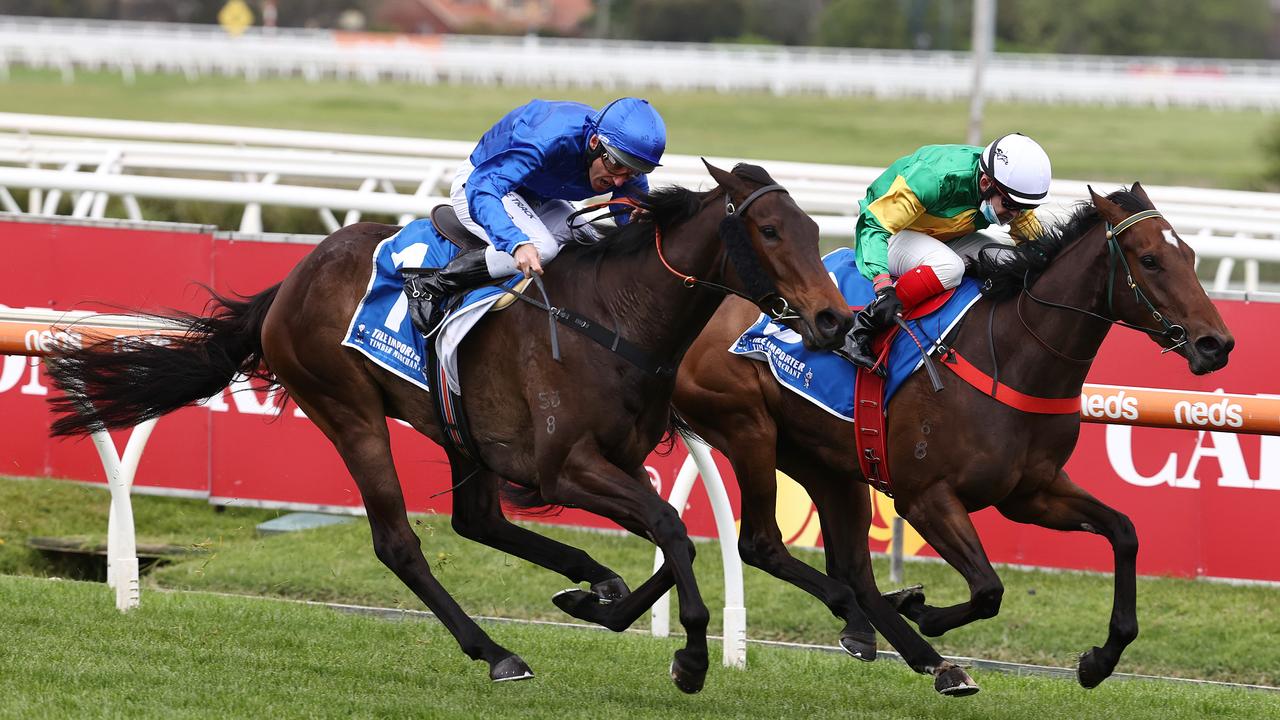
[464,145,543,254]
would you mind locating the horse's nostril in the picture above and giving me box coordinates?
[1195,336,1223,358]
[815,309,844,338]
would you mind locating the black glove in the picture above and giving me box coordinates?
[869,285,903,326]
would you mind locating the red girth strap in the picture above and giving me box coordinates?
[939,349,1080,415]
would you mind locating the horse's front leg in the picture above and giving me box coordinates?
[449,464,630,601]
[541,446,710,694]
[996,470,1139,689]
[783,456,978,696]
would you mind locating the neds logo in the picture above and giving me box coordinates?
[1081,390,1138,421]
[1173,397,1244,428]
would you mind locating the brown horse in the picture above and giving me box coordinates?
[45,162,852,693]
[671,184,1234,694]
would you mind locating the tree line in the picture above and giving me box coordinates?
[3,1,1276,59]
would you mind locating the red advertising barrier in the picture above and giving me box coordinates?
[2,218,1278,581]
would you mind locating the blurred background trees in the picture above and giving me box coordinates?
[2,1,1275,59]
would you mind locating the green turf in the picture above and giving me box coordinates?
[3,66,1274,191]
[3,476,1278,687]
[0,575,1275,720]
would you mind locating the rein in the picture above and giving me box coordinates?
[945,206,1189,415]
[504,182,792,379]
[568,184,796,320]
[1019,208,1188,355]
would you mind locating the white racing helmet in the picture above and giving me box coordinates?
[979,133,1052,208]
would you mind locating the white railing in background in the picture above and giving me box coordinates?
[1,113,1278,292]
[2,16,1280,109]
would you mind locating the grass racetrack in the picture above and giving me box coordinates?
[3,574,1278,720]
[2,477,1278,718]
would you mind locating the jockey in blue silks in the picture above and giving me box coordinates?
[408,97,667,306]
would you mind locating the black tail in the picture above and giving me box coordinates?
[47,284,282,437]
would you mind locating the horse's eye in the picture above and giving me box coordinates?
[1140,255,1158,269]
[761,225,779,239]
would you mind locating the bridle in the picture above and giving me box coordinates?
[571,183,798,320]
[1018,207,1189,360]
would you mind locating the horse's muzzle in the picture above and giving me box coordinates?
[1187,333,1234,374]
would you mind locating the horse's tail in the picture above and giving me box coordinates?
[47,284,282,437]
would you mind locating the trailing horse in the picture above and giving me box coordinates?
[671,184,1233,695]
[45,162,852,693]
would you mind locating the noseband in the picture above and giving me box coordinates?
[662,183,796,320]
[1020,208,1188,357]
[571,184,797,320]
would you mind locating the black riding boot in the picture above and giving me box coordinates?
[836,288,901,374]
[403,248,494,334]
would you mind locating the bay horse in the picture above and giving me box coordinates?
[670,184,1233,694]
[44,162,852,693]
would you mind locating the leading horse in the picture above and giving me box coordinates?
[671,184,1233,694]
[45,162,852,693]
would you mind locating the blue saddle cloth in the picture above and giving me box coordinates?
[340,218,519,391]
[730,248,984,421]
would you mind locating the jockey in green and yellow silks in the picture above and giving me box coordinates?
[839,134,1052,372]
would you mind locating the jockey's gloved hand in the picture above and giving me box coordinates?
[870,285,904,326]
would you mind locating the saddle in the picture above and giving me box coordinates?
[430,204,487,252]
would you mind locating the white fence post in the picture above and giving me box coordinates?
[651,433,747,669]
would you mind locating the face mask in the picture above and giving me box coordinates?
[979,199,1001,225]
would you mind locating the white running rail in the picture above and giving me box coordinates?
[3,16,1280,109]
[2,113,1279,291]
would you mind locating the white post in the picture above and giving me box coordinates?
[967,0,996,146]
[650,433,747,669]
[889,516,905,584]
[89,416,157,612]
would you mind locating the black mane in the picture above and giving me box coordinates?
[561,164,779,260]
[971,186,1152,300]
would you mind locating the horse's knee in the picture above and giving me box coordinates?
[450,512,488,543]
[1111,512,1138,558]
[971,582,1004,620]
[371,527,422,572]
[737,533,776,570]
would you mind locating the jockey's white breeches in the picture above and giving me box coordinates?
[886,229,1012,289]
[451,161,579,279]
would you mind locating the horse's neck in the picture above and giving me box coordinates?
[982,223,1115,398]
[599,210,730,364]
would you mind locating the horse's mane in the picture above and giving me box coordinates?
[562,163,779,260]
[971,186,1152,300]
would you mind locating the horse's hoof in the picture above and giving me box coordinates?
[883,584,926,611]
[839,631,877,662]
[669,650,708,694]
[934,663,980,697]
[591,576,631,602]
[1077,646,1110,689]
[552,588,616,629]
[490,655,534,683]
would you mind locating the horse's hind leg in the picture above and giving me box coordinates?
[996,470,1138,689]
[722,430,874,661]
[282,384,530,682]
[449,466,630,601]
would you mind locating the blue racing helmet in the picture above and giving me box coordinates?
[591,98,666,174]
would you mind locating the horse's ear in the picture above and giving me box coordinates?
[1088,184,1125,223]
[702,158,745,195]
[1130,181,1154,207]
